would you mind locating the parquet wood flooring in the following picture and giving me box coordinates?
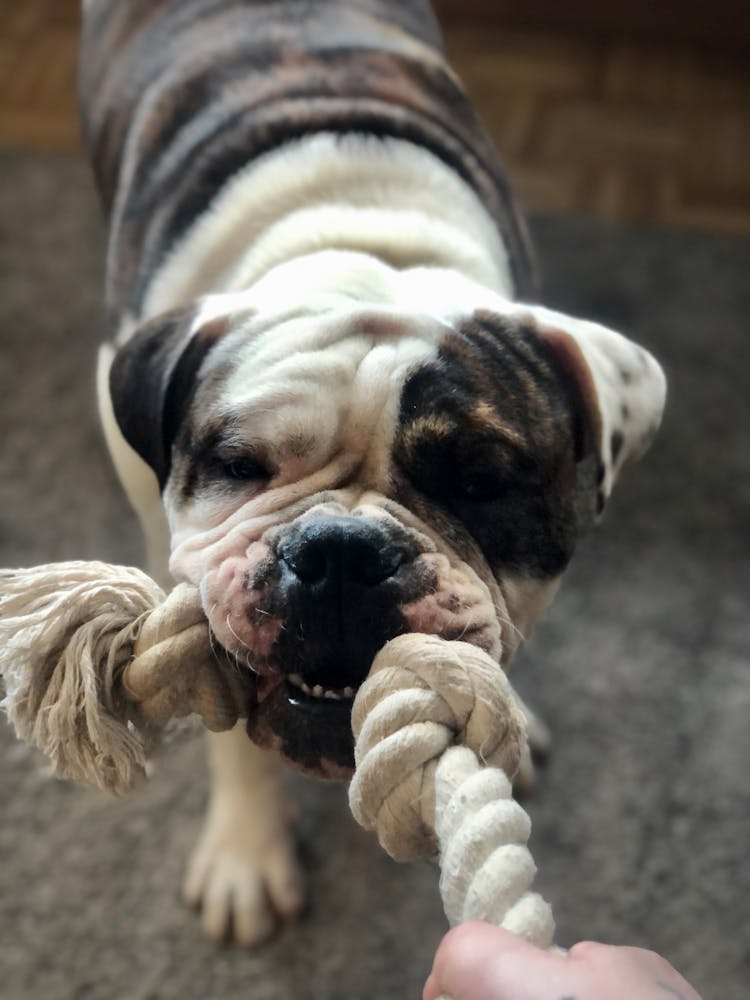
[1,0,748,233]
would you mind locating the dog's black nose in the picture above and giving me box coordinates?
[279,516,407,588]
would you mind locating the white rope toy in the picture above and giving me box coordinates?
[0,561,555,948]
[349,634,555,948]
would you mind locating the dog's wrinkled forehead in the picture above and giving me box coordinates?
[167,305,443,512]
[219,310,430,460]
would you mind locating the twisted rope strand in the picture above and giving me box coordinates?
[349,633,555,948]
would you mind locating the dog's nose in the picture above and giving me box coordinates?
[279,516,407,588]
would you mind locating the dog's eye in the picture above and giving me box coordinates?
[220,456,271,482]
[456,472,506,503]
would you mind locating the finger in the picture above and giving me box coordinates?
[429,922,566,1000]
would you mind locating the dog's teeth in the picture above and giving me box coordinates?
[288,676,357,701]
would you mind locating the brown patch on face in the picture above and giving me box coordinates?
[393,312,580,581]
[398,413,455,455]
[470,400,525,447]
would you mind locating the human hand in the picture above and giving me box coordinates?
[423,922,701,1000]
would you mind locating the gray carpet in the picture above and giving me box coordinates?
[1,151,748,1000]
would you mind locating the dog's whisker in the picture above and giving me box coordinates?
[456,612,474,642]
[205,602,225,666]
[493,605,525,644]
[502,615,526,644]
[225,614,252,653]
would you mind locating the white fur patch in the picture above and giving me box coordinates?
[140,133,513,322]
[164,302,446,566]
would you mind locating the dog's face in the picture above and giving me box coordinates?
[111,265,665,778]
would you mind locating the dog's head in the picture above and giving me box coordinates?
[110,261,665,777]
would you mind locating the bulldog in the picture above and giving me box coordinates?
[81,0,666,944]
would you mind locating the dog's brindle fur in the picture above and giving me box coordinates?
[80,0,534,323]
[81,0,666,944]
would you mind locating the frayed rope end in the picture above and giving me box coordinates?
[0,562,165,795]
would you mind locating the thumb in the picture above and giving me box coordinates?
[424,923,561,1000]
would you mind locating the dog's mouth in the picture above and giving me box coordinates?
[221,512,502,777]
[244,662,367,779]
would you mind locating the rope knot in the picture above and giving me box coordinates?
[348,633,526,861]
[0,563,250,794]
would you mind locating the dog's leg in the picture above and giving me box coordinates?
[183,727,306,945]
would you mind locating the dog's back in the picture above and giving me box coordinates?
[79,0,534,326]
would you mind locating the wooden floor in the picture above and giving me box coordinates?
[2,0,749,232]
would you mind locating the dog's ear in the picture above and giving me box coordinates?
[528,306,667,520]
[109,306,229,488]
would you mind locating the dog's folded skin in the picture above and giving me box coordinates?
[80,0,666,943]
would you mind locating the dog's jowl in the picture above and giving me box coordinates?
[81,0,666,944]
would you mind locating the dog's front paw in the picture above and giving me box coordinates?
[183,799,306,946]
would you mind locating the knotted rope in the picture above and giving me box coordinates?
[349,634,555,948]
[0,562,247,795]
[0,561,554,947]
